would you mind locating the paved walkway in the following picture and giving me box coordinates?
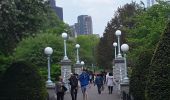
[64,84,121,100]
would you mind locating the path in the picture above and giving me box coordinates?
[64,84,121,100]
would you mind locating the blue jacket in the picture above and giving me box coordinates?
[79,72,90,87]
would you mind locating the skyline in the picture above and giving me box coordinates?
[56,0,146,36]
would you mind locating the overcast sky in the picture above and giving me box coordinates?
[56,0,146,36]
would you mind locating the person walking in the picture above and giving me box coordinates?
[94,74,104,94]
[55,77,67,100]
[69,73,78,100]
[79,69,90,100]
[106,72,115,94]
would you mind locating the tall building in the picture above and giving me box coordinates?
[49,0,63,21]
[77,15,93,35]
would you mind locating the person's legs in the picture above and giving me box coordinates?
[74,88,78,100]
[57,93,60,100]
[97,85,102,94]
[108,86,111,94]
[70,88,75,100]
[61,93,64,100]
[110,86,113,94]
[81,86,86,100]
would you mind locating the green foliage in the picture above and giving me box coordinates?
[76,35,99,66]
[0,0,66,55]
[146,22,170,100]
[96,2,141,70]
[0,60,47,100]
[13,33,75,80]
[130,49,153,100]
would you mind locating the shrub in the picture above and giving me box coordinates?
[147,22,170,100]
[0,60,47,100]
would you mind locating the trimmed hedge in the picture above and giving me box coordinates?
[0,60,47,100]
[147,22,170,100]
[130,49,153,100]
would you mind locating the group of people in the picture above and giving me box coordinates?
[55,69,116,100]
[55,69,90,100]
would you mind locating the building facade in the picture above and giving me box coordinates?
[49,0,63,21]
[77,15,93,35]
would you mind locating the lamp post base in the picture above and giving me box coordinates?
[46,80,54,86]
[123,77,129,83]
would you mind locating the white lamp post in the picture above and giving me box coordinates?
[44,47,53,86]
[62,32,68,60]
[115,30,122,58]
[113,42,118,59]
[121,44,129,83]
[75,44,80,64]
[81,61,85,69]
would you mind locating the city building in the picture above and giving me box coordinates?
[70,15,93,37]
[49,0,63,21]
[77,15,93,35]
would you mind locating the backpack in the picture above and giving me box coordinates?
[69,76,78,88]
[56,82,67,93]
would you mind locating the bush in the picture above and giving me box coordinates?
[0,60,47,100]
[147,22,170,100]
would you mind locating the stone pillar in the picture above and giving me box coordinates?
[60,59,72,91]
[114,57,125,91]
[74,63,82,75]
[120,83,130,100]
[46,85,57,100]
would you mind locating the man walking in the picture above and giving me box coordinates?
[79,69,90,100]
[69,73,78,100]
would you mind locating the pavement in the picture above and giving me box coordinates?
[64,84,121,100]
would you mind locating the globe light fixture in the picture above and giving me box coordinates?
[121,44,129,83]
[113,42,118,59]
[44,47,53,86]
[62,32,68,60]
[75,44,80,64]
[115,30,122,58]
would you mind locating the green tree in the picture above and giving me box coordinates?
[147,22,170,100]
[130,49,153,100]
[76,35,99,67]
[96,2,141,70]
[0,0,66,55]
[13,33,75,80]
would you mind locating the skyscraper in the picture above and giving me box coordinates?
[77,15,93,35]
[49,0,63,21]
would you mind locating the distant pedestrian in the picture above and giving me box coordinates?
[94,74,104,94]
[69,73,79,100]
[55,77,67,100]
[106,72,116,94]
[79,69,90,100]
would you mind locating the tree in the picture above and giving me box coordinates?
[96,2,141,70]
[147,22,170,100]
[0,0,66,55]
[76,35,99,67]
[130,49,153,100]
[13,33,75,80]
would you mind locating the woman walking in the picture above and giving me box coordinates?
[106,72,115,94]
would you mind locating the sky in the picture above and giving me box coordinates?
[56,0,146,36]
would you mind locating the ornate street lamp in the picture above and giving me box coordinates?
[121,44,129,83]
[115,30,122,58]
[113,42,118,59]
[75,44,80,64]
[62,32,68,60]
[44,47,53,86]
